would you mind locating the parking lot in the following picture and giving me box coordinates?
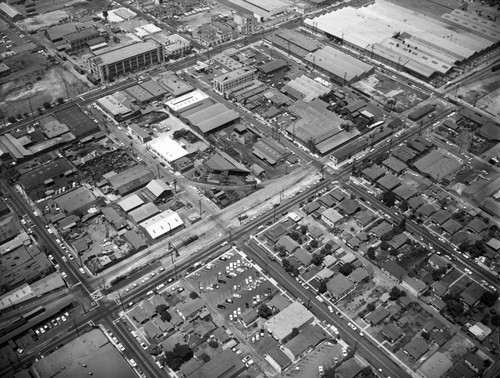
[285,341,343,377]
[185,250,277,321]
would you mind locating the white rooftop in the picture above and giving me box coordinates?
[164,89,209,113]
[149,134,188,163]
[140,209,184,239]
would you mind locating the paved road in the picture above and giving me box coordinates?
[239,241,412,378]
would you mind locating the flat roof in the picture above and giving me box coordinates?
[0,2,20,17]
[107,165,155,194]
[97,95,132,116]
[54,186,96,214]
[45,23,78,41]
[285,74,331,103]
[244,0,288,12]
[139,79,167,97]
[186,103,239,133]
[155,72,193,97]
[19,158,74,190]
[91,40,160,66]
[165,89,209,112]
[213,67,254,85]
[264,301,314,341]
[55,105,99,137]
[125,85,154,103]
[275,29,322,52]
[149,134,188,162]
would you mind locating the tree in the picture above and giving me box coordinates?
[381,191,396,207]
[300,225,308,235]
[164,344,193,371]
[103,9,108,19]
[149,343,162,356]
[399,200,409,212]
[43,102,51,109]
[258,304,273,319]
[56,97,64,104]
[366,303,376,312]
[480,291,499,307]
[389,286,406,300]
[310,239,319,249]
[366,247,376,260]
[324,243,332,252]
[318,280,327,295]
[7,116,16,123]
[160,310,172,322]
[324,368,336,378]
[290,327,299,338]
[208,340,218,348]
[289,231,300,241]
[421,331,430,340]
[339,262,354,276]
[491,315,500,327]
[312,253,324,266]
[380,231,394,242]
[189,291,199,299]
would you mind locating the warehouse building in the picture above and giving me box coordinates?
[304,0,499,82]
[96,93,136,121]
[148,134,189,164]
[140,209,184,239]
[228,0,289,20]
[164,89,209,115]
[264,302,314,343]
[155,71,194,97]
[89,40,164,82]
[304,46,374,85]
[151,33,191,59]
[184,103,240,134]
[106,165,155,195]
[0,3,22,21]
[63,28,101,52]
[265,29,323,58]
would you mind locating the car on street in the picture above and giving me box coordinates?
[117,343,125,352]
[242,355,251,363]
[348,322,357,331]
[328,305,334,313]
[140,342,148,350]
[61,272,67,278]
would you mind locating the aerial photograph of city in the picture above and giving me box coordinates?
[0,0,499,376]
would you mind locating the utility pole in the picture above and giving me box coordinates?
[199,199,202,216]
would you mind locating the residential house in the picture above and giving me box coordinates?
[402,277,427,297]
[276,235,299,254]
[347,267,369,284]
[460,283,485,307]
[404,337,429,360]
[321,208,344,228]
[292,248,312,267]
[365,307,390,326]
[382,323,403,342]
[326,274,354,300]
[381,261,408,282]
[337,199,361,216]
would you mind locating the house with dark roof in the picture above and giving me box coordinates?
[428,254,448,269]
[408,196,425,210]
[354,209,376,227]
[465,218,487,234]
[441,219,463,235]
[381,260,408,282]
[348,267,369,284]
[389,233,408,250]
[382,156,407,175]
[382,323,403,342]
[430,209,452,225]
[404,337,429,360]
[423,318,444,333]
[369,221,392,238]
[337,198,360,216]
[431,281,449,297]
[365,306,390,325]
[336,358,364,378]
[361,164,386,182]
[318,194,335,208]
[303,201,321,215]
[326,274,354,299]
[402,277,427,297]
[376,173,402,191]
[265,223,288,243]
[417,204,438,218]
[465,353,486,373]
[177,298,205,321]
[329,188,346,202]
[393,183,418,201]
[277,235,299,254]
[460,282,485,307]
[292,248,312,267]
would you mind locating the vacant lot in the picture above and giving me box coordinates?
[353,73,429,112]
[1,65,88,119]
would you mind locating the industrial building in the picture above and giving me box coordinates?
[96,92,136,121]
[165,89,210,115]
[183,103,240,134]
[265,29,323,58]
[63,27,102,52]
[106,165,155,195]
[148,134,189,164]
[286,99,360,155]
[89,40,164,82]
[304,46,374,85]
[155,71,194,97]
[264,301,314,343]
[0,2,22,21]
[228,0,289,21]
[304,0,500,82]
[213,67,255,94]
[139,209,184,239]
[282,74,332,102]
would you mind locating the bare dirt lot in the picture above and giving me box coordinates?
[1,65,88,119]
[353,73,429,113]
[456,74,500,121]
